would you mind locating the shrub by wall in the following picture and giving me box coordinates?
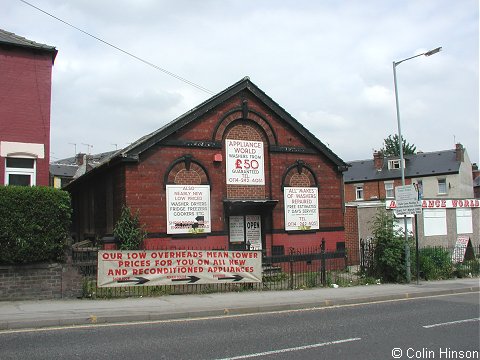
[0,186,71,264]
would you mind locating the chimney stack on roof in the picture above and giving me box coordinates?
[373,150,384,171]
[455,143,464,162]
[75,153,86,166]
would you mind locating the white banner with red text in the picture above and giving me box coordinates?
[386,199,479,209]
[97,250,262,288]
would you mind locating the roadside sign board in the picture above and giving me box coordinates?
[394,185,422,216]
[451,236,470,263]
[98,250,262,288]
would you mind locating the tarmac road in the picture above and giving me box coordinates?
[0,292,478,360]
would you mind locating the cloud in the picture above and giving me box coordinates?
[362,85,392,108]
[4,0,478,164]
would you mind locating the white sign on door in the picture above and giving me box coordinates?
[245,215,262,250]
[226,139,264,185]
[229,216,245,243]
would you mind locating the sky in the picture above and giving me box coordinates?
[4,0,479,165]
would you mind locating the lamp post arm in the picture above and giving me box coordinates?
[392,61,406,185]
[394,52,425,67]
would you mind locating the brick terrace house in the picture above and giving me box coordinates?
[0,29,57,186]
[66,77,348,255]
[344,144,479,265]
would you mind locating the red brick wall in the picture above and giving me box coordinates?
[0,47,54,186]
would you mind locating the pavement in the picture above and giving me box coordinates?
[0,278,478,331]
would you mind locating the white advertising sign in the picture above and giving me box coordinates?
[97,250,262,287]
[166,185,211,234]
[226,139,264,185]
[229,216,245,243]
[284,187,319,231]
[245,215,262,250]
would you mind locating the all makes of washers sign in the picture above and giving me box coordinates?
[166,185,211,234]
[226,139,265,185]
[284,187,319,231]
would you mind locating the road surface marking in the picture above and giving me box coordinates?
[423,317,480,328]
[213,338,361,360]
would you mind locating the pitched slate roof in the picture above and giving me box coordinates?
[49,164,78,178]
[66,77,347,188]
[344,149,462,183]
[0,29,57,60]
[52,151,117,166]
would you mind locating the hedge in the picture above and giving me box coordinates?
[0,186,72,264]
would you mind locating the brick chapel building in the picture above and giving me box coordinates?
[0,29,57,186]
[66,78,348,255]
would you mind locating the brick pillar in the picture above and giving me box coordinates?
[101,236,118,250]
[344,206,359,265]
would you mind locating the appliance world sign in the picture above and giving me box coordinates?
[226,139,265,185]
[387,199,480,209]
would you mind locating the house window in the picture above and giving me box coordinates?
[456,208,473,234]
[437,178,447,195]
[423,209,447,236]
[4,157,36,186]
[388,159,404,170]
[384,181,394,199]
[355,185,364,200]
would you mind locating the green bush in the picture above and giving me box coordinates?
[0,186,71,264]
[454,259,480,278]
[368,209,410,283]
[415,247,453,280]
[113,206,146,250]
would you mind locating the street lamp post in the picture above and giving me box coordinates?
[393,47,441,283]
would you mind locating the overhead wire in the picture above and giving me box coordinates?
[19,0,215,95]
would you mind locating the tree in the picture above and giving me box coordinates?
[382,134,416,157]
[368,209,412,283]
[113,206,146,250]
